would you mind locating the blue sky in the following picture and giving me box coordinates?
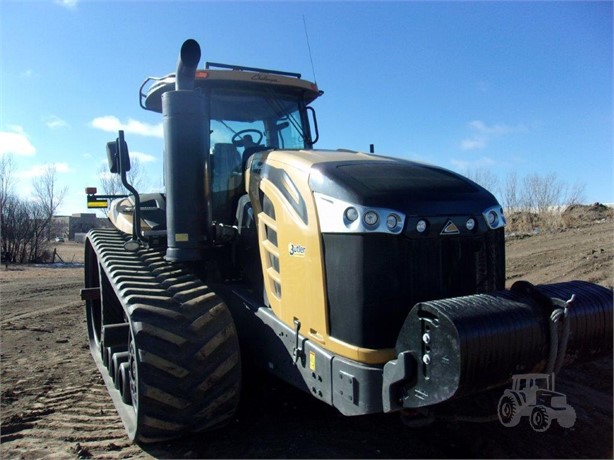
[1,0,612,215]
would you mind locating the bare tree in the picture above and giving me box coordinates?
[33,164,68,217]
[98,157,146,196]
[1,155,17,256]
[0,155,16,209]
[32,165,68,240]
[97,157,147,217]
[1,191,52,263]
[565,180,586,207]
[502,171,520,212]
[521,172,566,214]
[465,168,499,194]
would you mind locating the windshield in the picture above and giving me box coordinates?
[209,88,310,224]
[210,88,309,150]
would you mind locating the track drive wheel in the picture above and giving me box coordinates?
[127,291,242,443]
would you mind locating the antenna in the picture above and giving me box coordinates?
[302,15,318,85]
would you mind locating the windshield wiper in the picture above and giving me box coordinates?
[263,90,305,142]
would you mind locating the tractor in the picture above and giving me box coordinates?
[81,39,612,443]
[498,373,576,432]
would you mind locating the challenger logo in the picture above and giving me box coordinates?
[441,220,460,235]
[289,243,306,257]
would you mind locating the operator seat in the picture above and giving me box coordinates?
[240,135,268,170]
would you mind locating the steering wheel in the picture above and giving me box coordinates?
[231,129,264,147]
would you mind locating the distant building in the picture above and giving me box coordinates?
[52,213,112,240]
[74,233,88,243]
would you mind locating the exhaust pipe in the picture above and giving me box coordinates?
[175,38,200,91]
[162,39,211,262]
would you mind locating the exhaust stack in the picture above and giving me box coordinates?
[175,38,200,91]
[162,39,211,262]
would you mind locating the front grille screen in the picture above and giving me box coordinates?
[323,229,505,349]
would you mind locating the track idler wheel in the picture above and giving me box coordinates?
[117,362,132,405]
[111,352,130,389]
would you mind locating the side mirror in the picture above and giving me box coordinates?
[106,133,131,173]
[307,106,319,145]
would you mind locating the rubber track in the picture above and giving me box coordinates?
[86,228,241,443]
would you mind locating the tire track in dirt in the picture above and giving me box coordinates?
[1,300,83,326]
[505,221,614,288]
[2,380,144,458]
[1,347,147,459]
[1,280,149,459]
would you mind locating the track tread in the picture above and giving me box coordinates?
[84,229,241,443]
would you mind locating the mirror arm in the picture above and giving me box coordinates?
[117,130,144,248]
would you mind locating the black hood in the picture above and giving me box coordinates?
[309,158,499,216]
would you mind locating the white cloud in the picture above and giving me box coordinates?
[16,162,71,179]
[130,151,156,163]
[460,138,487,151]
[55,0,78,9]
[450,156,497,171]
[45,115,70,130]
[91,116,163,138]
[0,126,36,156]
[460,120,527,151]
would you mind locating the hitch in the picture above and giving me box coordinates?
[292,319,303,364]
[384,280,612,411]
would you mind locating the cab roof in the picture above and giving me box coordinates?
[140,62,322,113]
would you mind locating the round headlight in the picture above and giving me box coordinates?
[344,207,359,222]
[466,218,476,231]
[364,211,379,226]
[386,214,400,230]
[416,219,427,233]
[487,210,499,227]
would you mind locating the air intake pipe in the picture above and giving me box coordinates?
[162,39,211,262]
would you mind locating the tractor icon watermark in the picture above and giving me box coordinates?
[497,373,576,432]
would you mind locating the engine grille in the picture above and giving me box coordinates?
[322,228,505,349]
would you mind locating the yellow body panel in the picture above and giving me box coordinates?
[107,197,154,235]
[250,149,396,364]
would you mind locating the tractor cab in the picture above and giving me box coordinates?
[140,62,322,225]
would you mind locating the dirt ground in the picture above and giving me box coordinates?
[1,214,612,459]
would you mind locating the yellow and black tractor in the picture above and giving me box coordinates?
[81,39,612,443]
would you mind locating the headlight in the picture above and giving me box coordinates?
[344,207,359,222]
[314,193,405,234]
[363,211,379,226]
[416,219,428,233]
[466,218,476,231]
[487,211,498,227]
[483,206,506,229]
[386,214,401,231]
